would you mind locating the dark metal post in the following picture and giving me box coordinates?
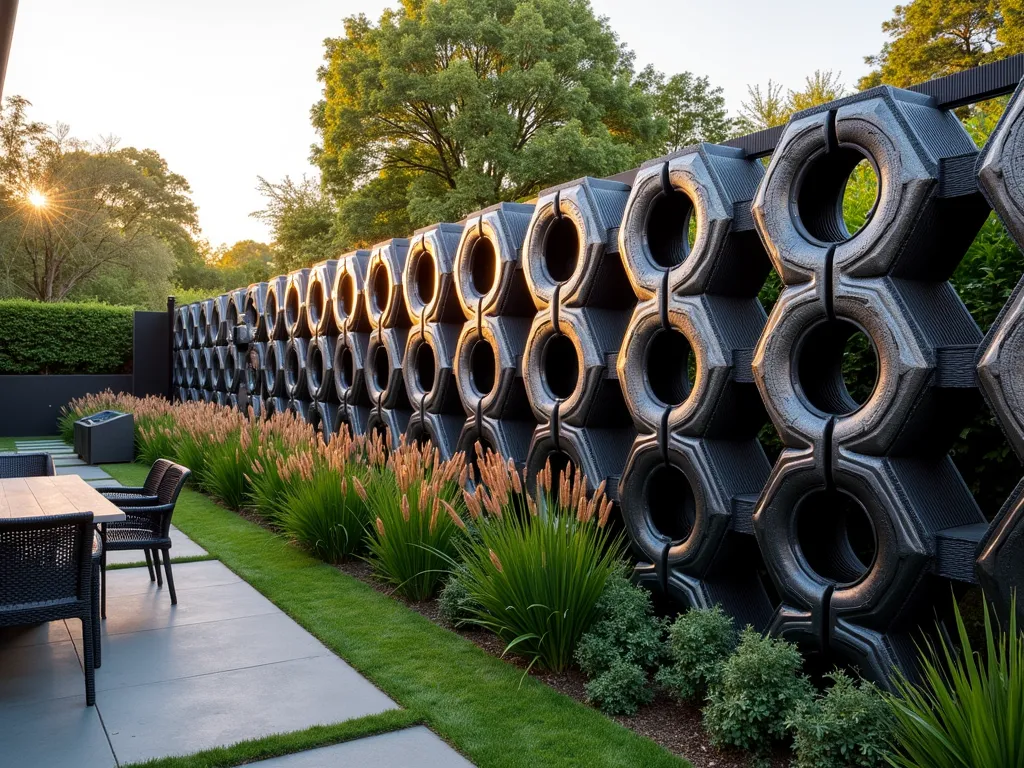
[166,296,176,402]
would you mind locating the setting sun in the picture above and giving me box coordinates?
[26,187,47,208]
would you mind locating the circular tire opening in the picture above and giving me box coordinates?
[544,217,580,283]
[285,288,300,328]
[646,330,694,406]
[285,348,301,390]
[470,237,497,295]
[646,465,696,543]
[545,451,575,488]
[796,147,879,243]
[470,339,496,396]
[409,423,431,449]
[646,188,697,269]
[415,252,436,307]
[309,282,324,328]
[372,345,391,393]
[543,334,579,400]
[339,273,356,319]
[309,346,323,391]
[415,342,436,395]
[371,264,389,316]
[797,320,878,415]
[796,490,877,585]
[468,437,497,485]
[339,347,355,390]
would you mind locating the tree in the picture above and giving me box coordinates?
[251,175,335,270]
[639,67,730,154]
[312,0,662,243]
[216,239,275,285]
[858,0,1003,89]
[788,70,847,112]
[734,80,789,134]
[0,97,197,303]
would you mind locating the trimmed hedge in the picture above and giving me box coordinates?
[0,299,134,375]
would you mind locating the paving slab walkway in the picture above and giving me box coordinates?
[1,439,474,767]
[0,562,403,766]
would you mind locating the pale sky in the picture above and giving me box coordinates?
[4,0,896,247]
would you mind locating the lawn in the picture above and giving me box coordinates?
[103,461,687,768]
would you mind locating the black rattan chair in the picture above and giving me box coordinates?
[0,452,56,478]
[94,459,174,582]
[100,463,191,618]
[93,459,173,507]
[0,513,100,705]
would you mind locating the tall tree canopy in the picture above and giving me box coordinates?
[858,0,1009,89]
[639,68,730,154]
[251,175,335,270]
[0,97,197,303]
[312,0,662,245]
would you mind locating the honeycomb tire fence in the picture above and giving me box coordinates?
[171,81,1024,687]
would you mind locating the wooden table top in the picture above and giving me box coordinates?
[0,475,126,524]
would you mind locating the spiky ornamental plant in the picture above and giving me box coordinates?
[450,447,625,674]
[277,428,372,563]
[361,437,467,601]
[887,596,1024,768]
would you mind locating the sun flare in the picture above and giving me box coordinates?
[27,188,48,208]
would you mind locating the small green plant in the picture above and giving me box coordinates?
[656,605,737,702]
[585,658,652,716]
[887,596,1024,768]
[789,671,892,768]
[575,570,665,715]
[438,570,478,627]
[703,627,813,752]
[453,450,623,673]
[280,465,370,563]
[362,440,466,601]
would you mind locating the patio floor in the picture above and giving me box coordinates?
[1,441,474,767]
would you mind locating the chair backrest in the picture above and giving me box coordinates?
[0,512,94,614]
[0,452,56,479]
[144,459,174,495]
[152,463,191,538]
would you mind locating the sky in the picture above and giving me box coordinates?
[4,0,897,248]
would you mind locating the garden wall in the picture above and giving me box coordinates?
[0,303,171,436]
[169,57,1024,686]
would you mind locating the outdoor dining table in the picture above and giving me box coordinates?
[0,475,126,524]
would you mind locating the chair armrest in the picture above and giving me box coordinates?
[95,485,146,494]
[115,503,174,518]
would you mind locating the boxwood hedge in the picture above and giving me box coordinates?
[0,299,134,375]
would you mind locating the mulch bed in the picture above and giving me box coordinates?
[336,560,791,768]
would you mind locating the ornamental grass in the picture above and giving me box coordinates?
[887,596,1024,768]
[276,429,372,562]
[450,447,624,673]
[362,435,467,601]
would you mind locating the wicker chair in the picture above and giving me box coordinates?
[93,459,173,507]
[100,463,191,618]
[0,452,56,478]
[0,513,100,705]
[94,459,174,582]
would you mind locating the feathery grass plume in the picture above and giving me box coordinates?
[363,437,467,601]
[455,446,624,673]
[887,595,1024,767]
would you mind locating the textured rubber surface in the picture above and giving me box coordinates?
[404,223,466,325]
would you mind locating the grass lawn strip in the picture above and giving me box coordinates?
[103,462,687,768]
[122,710,420,768]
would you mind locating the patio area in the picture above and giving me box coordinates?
[0,440,473,768]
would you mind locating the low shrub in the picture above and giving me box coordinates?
[363,439,467,601]
[585,659,652,717]
[453,450,624,673]
[789,671,892,768]
[703,628,813,752]
[438,570,478,627]
[888,596,1024,768]
[0,299,133,375]
[656,605,737,702]
[575,571,666,715]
